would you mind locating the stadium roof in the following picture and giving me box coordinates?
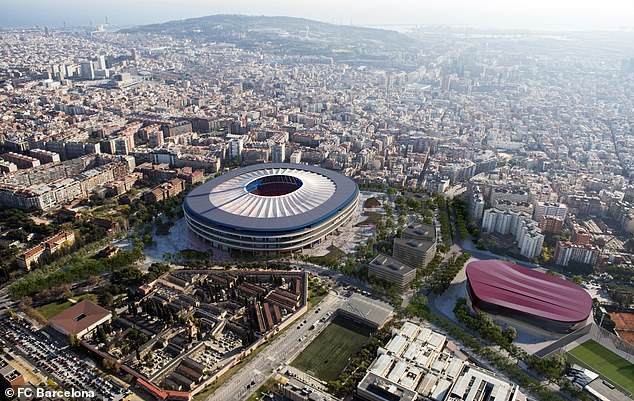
[466,260,592,323]
[208,166,336,218]
[184,163,358,232]
[49,300,111,336]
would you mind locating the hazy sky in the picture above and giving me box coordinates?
[1,0,634,30]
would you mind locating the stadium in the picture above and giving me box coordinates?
[183,163,359,253]
[466,260,592,333]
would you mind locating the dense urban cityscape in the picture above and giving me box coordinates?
[0,8,633,401]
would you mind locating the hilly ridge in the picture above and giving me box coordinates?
[120,14,417,62]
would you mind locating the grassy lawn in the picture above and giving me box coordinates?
[363,197,380,208]
[308,280,328,309]
[567,340,634,394]
[291,315,372,382]
[324,245,345,260]
[36,293,98,320]
[70,293,98,303]
[36,300,72,319]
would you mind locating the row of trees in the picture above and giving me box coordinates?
[605,283,634,308]
[603,263,634,283]
[452,199,480,239]
[453,297,571,385]
[454,298,516,345]
[428,251,471,294]
[367,276,402,307]
[394,194,434,225]
[413,252,443,289]
[357,182,389,192]
[436,195,453,244]
[0,208,57,242]
[162,249,214,268]
[142,298,180,323]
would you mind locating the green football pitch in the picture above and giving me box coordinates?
[567,339,634,395]
[291,315,372,382]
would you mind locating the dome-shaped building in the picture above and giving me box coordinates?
[183,163,359,252]
[466,259,592,333]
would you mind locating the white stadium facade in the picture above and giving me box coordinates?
[183,163,359,253]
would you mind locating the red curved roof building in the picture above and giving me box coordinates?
[466,260,592,333]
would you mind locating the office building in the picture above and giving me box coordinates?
[393,238,436,270]
[368,254,416,290]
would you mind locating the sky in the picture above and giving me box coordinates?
[1,0,634,31]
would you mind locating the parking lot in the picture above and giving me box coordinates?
[0,316,130,401]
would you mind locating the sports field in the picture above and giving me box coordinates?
[291,315,372,382]
[567,340,634,394]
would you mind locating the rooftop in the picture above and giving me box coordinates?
[184,163,358,231]
[338,293,394,328]
[49,300,111,336]
[466,260,592,323]
[370,254,415,275]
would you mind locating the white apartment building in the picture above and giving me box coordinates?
[482,208,544,259]
[533,201,568,223]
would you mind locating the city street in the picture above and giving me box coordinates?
[207,292,346,401]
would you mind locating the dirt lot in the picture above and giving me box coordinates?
[610,311,634,346]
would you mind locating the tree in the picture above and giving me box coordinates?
[102,357,116,372]
[98,291,114,307]
[503,326,517,343]
[535,354,567,383]
[6,308,17,319]
[68,333,79,349]
[541,247,553,263]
